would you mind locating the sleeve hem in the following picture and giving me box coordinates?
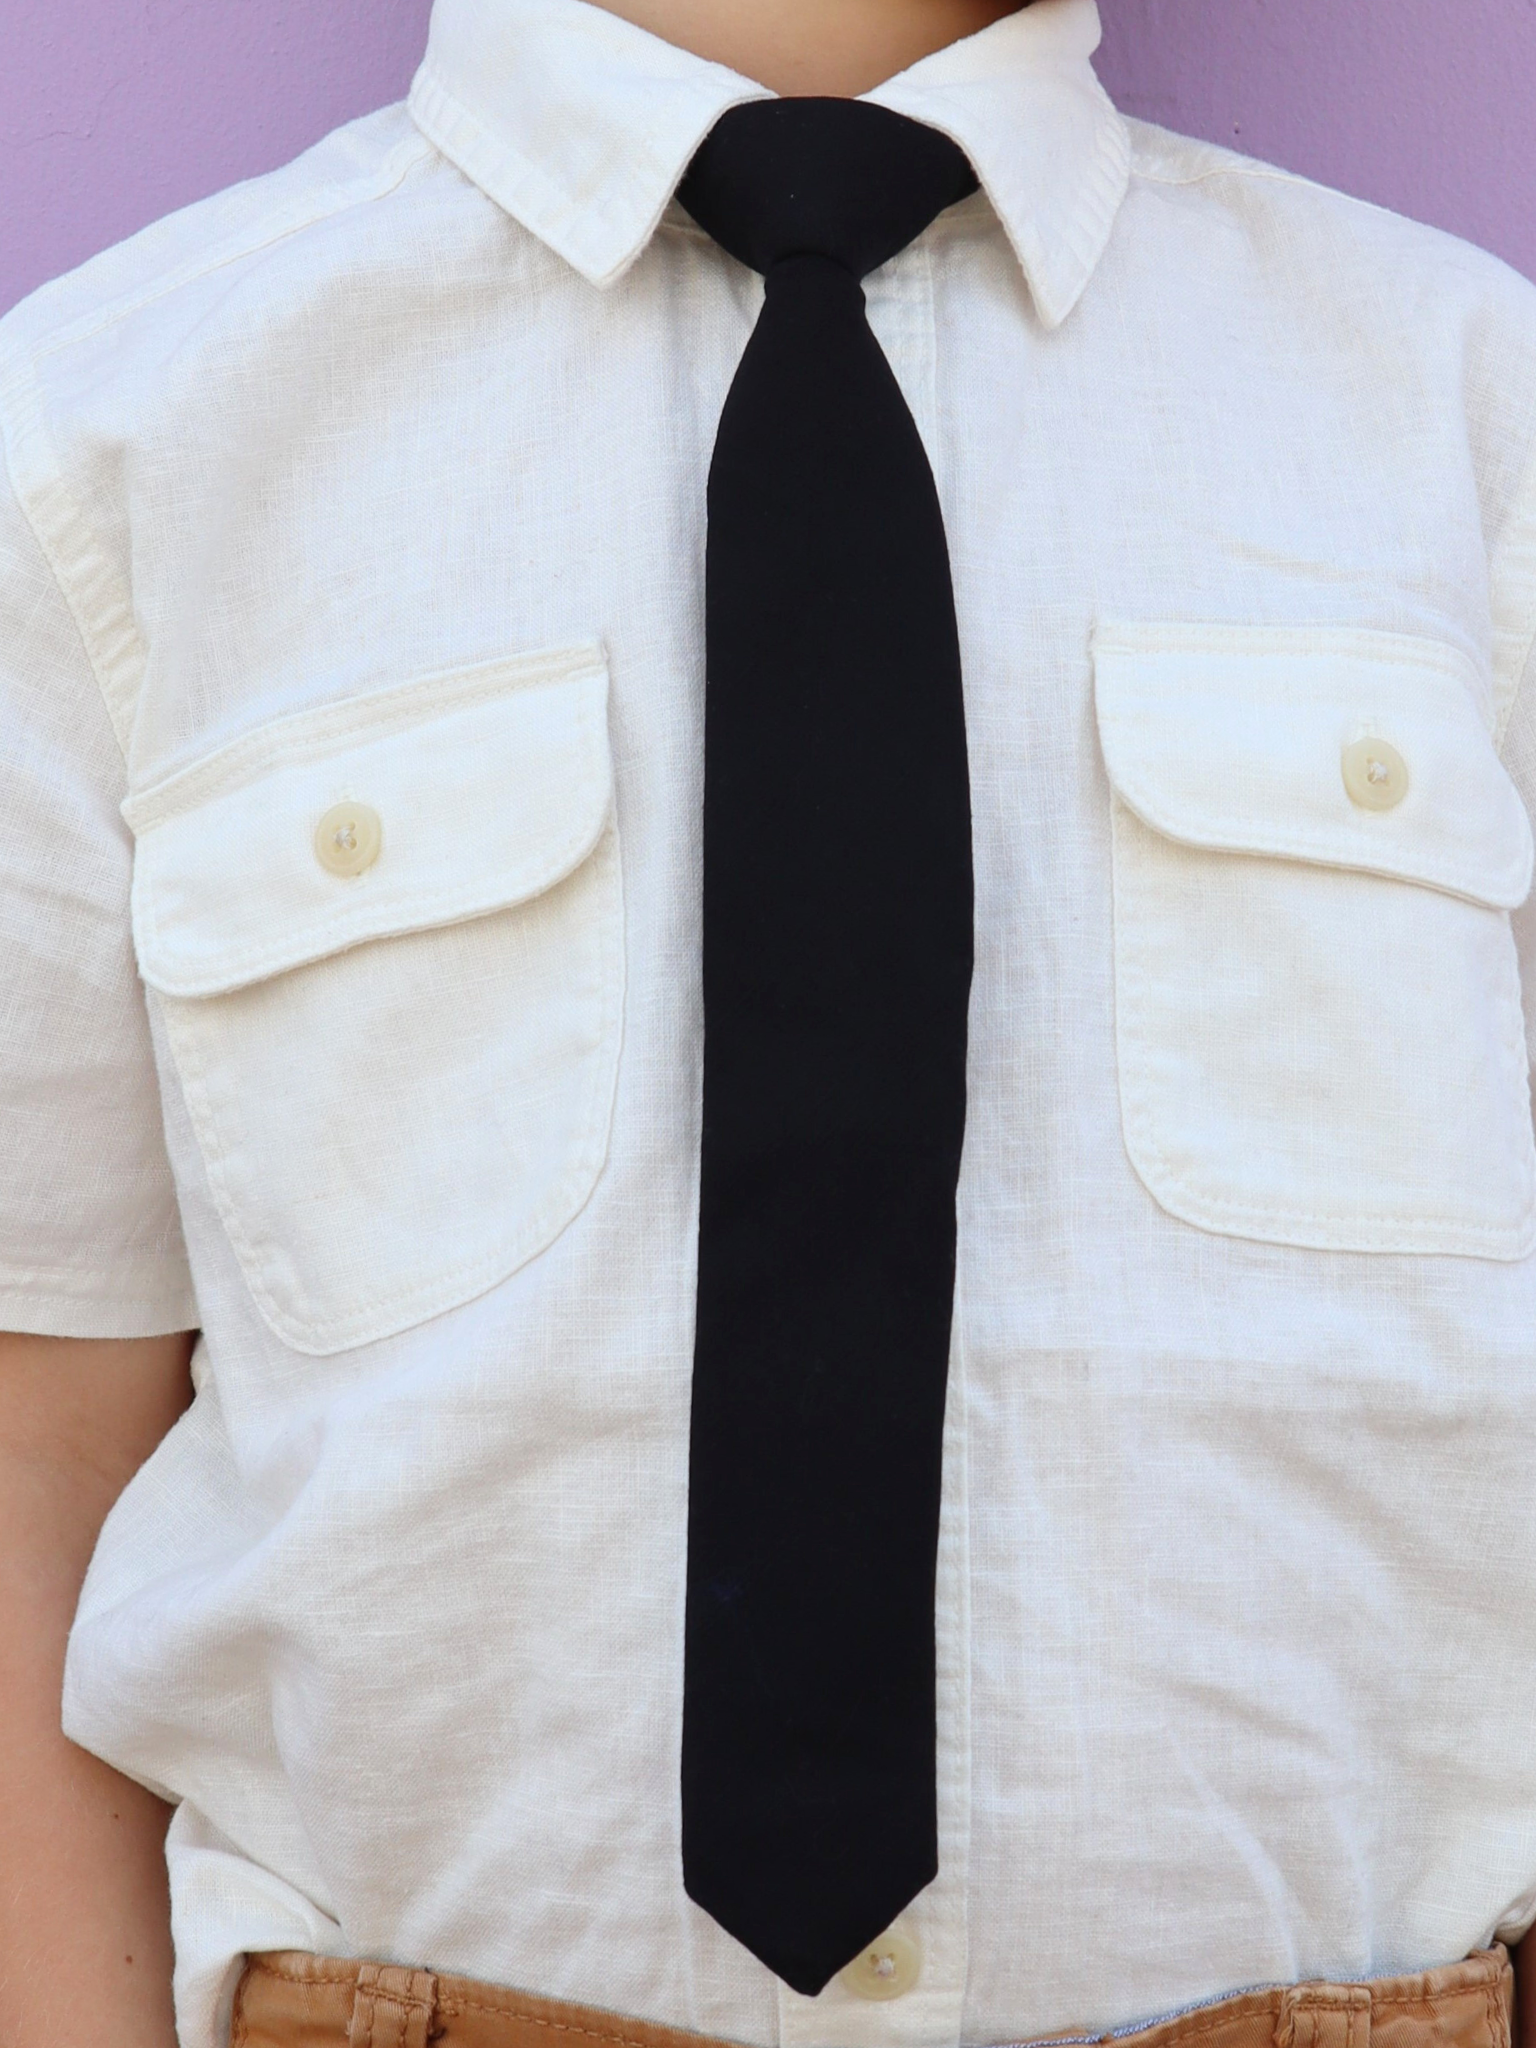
[0,1271,199,1341]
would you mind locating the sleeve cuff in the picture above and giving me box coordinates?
[0,1262,199,1339]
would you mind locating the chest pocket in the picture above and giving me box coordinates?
[126,643,623,1354]
[1094,622,1536,1260]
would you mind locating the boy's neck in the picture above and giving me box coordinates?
[589,0,1028,97]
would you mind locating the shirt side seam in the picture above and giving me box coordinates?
[1492,411,1536,753]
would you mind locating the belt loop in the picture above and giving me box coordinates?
[1277,1983,1372,2048]
[347,1960,439,2048]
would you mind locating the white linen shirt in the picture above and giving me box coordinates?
[5,2,1536,2045]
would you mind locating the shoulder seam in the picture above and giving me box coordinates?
[0,357,135,762]
[15,124,434,367]
[0,125,437,762]
[1128,145,1535,281]
[1132,159,1310,194]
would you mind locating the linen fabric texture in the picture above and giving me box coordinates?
[4,1,1536,2045]
[678,100,978,1994]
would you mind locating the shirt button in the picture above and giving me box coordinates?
[1341,736,1409,812]
[838,1925,922,2001]
[314,802,382,877]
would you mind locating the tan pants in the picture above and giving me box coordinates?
[231,1944,1524,2048]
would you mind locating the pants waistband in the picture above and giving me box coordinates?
[231,1945,1517,2048]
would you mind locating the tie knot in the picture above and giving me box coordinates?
[678,99,978,282]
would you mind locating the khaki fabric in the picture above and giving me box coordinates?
[233,1947,1516,2048]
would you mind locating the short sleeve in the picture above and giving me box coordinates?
[0,438,196,1336]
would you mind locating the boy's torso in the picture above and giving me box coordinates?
[6,4,1536,2045]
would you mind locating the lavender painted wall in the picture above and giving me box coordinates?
[2,0,1534,316]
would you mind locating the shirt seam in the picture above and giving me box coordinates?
[0,128,436,763]
[1492,410,1536,754]
[1128,144,1535,286]
[0,359,139,762]
[1130,140,1536,751]
[0,381,124,761]
[0,1286,199,1339]
[1126,148,1494,257]
[14,126,435,367]
[1131,161,1318,195]
[0,1256,192,1298]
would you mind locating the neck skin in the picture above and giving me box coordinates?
[589,0,1029,96]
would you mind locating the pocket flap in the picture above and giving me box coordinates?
[1093,623,1534,910]
[126,643,612,999]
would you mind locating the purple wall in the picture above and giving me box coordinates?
[2,0,1535,316]
[1094,2,1536,286]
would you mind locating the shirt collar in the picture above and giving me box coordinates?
[407,0,1130,328]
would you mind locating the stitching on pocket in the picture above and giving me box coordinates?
[1094,621,1480,685]
[1110,796,1536,1255]
[125,641,606,828]
[135,692,605,996]
[158,810,626,1355]
[1094,626,1530,909]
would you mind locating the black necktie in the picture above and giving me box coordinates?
[679,99,977,1997]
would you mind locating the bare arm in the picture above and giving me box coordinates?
[0,1330,195,2048]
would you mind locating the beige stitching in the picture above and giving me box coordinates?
[431,2003,711,2048]
[24,130,434,365]
[124,644,606,828]
[1368,1993,1479,2011]
[154,815,626,1353]
[240,1957,1513,2048]
[1127,149,1451,263]
[138,785,607,995]
[1132,163,1316,194]
[1093,623,1524,911]
[1094,623,1478,679]
[1486,1974,1511,2048]
[247,1953,1511,2048]
[1108,793,1536,1253]
[0,354,142,761]
[1486,374,1536,752]
[1105,1997,1284,2048]
[138,764,608,998]
[249,1952,357,1985]
[351,1965,436,2048]
[0,132,435,768]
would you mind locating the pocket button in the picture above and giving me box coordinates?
[314,802,383,878]
[838,1925,922,2001]
[1341,737,1409,812]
